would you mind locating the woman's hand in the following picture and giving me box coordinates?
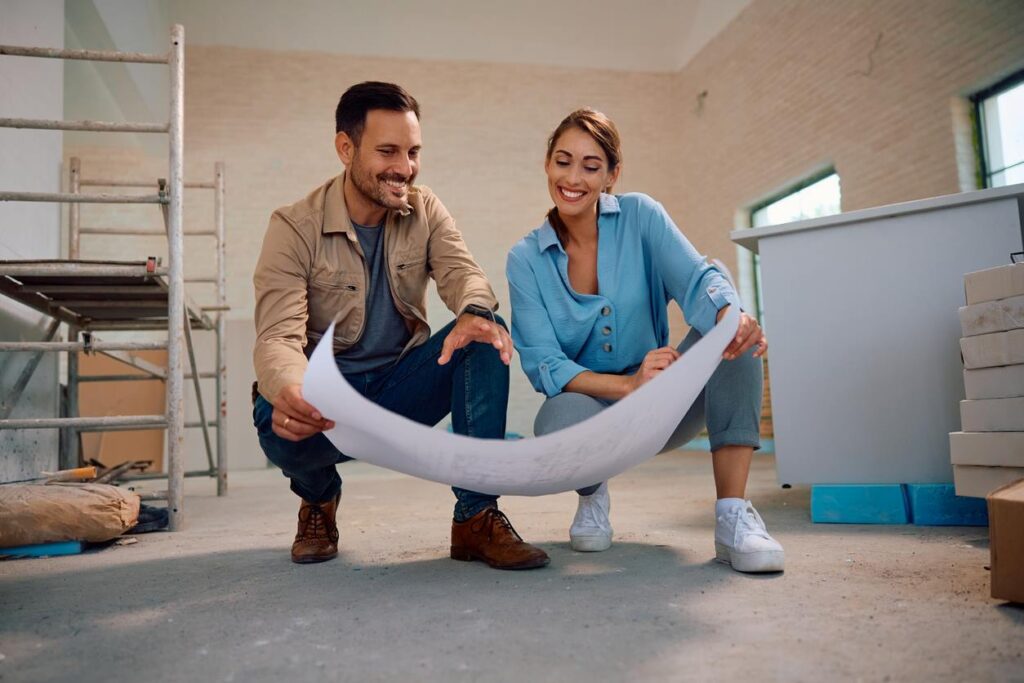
[626,346,680,394]
[717,306,767,360]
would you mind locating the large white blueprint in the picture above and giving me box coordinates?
[303,306,738,496]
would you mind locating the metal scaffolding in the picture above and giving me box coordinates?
[0,25,224,531]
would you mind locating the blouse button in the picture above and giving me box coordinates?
[602,326,612,336]
[601,306,611,316]
[602,343,613,352]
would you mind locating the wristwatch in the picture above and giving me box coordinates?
[462,304,495,321]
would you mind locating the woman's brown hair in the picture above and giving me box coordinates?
[545,108,622,245]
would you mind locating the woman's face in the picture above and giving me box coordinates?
[545,126,619,223]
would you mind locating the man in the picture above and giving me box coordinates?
[252,81,548,570]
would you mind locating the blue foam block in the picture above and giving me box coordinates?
[811,484,910,524]
[0,540,84,558]
[906,484,989,526]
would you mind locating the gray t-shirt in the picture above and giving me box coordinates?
[334,222,412,374]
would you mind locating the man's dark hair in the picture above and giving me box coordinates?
[335,81,420,145]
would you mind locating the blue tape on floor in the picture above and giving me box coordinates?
[905,484,989,526]
[0,540,84,558]
[811,484,910,524]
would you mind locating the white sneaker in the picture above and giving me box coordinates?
[714,500,785,573]
[570,482,612,552]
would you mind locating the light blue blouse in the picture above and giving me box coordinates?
[506,192,739,398]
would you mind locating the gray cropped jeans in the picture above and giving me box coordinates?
[533,325,763,496]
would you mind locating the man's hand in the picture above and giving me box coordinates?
[438,313,513,366]
[271,384,335,442]
[717,305,767,360]
[625,346,680,395]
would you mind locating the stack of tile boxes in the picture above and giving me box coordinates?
[952,262,1024,497]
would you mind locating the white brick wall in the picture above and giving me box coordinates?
[64,0,1024,449]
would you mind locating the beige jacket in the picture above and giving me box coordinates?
[253,173,498,403]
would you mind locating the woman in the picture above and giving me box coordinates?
[506,109,783,573]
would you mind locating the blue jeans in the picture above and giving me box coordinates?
[253,317,509,522]
[533,326,763,495]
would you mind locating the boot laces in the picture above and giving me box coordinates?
[470,508,522,543]
[298,502,337,542]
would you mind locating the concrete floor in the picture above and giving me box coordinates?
[1,451,1021,682]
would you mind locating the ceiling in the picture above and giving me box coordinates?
[166,0,752,73]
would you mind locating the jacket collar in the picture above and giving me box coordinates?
[323,171,413,235]
[537,193,621,252]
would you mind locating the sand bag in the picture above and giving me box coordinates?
[0,483,140,548]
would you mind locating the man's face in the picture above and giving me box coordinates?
[342,109,422,212]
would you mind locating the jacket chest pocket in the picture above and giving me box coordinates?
[392,251,429,303]
[308,271,363,344]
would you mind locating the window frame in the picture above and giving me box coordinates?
[748,167,840,228]
[745,168,841,325]
[972,69,1024,189]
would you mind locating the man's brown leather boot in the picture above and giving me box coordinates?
[291,492,340,564]
[451,507,549,570]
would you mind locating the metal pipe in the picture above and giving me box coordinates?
[0,320,61,420]
[0,118,168,133]
[69,157,80,258]
[123,469,214,481]
[214,161,228,496]
[201,304,230,312]
[186,421,219,429]
[77,371,215,382]
[0,191,165,204]
[166,24,186,531]
[185,276,217,283]
[0,415,166,430]
[61,325,79,469]
[0,340,167,352]
[80,180,215,189]
[79,227,215,236]
[96,348,166,379]
[0,44,167,64]
[0,262,167,277]
[184,315,215,472]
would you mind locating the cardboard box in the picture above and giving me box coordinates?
[964,363,1024,399]
[960,397,1024,432]
[987,479,1024,603]
[949,432,1024,467]
[78,351,167,472]
[958,294,1024,337]
[965,262,1024,305]
[960,329,1024,369]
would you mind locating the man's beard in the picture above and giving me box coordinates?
[349,155,413,211]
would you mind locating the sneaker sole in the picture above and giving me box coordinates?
[570,535,612,552]
[714,542,785,573]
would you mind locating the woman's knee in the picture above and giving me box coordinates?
[534,392,606,436]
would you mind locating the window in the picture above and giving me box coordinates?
[745,171,842,322]
[750,172,842,228]
[975,72,1024,188]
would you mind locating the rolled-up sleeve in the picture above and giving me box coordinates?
[506,249,587,397]
[640,196,740,335]
[252,212,313,404]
